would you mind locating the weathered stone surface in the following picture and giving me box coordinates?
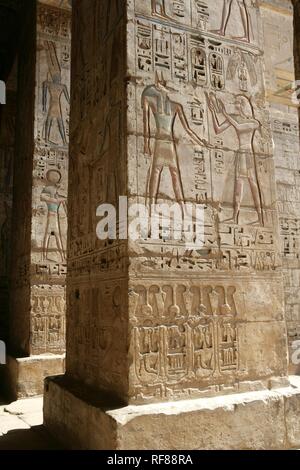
[2,354,65,400]
[4,396,43,415]
[39,0,71,10]
[44,0,300,450]
[64,0,287,403]
[261,0,300,374]
[44,375,300,450]
[3,0,71,398]
[285,388,300,447]
[10,1,70,358]
[0,414,30,435]
[4,396,43,426]
[0,397,61,449]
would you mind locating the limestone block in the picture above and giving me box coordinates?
[44,375,300,450]
[44,0,295,449]
[3,354,65,399]
[262,2,300,372]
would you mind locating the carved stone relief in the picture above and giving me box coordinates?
[126,0,286,401]
[261,0,300,372]
[66,0,288,404]
[10,2,70,355]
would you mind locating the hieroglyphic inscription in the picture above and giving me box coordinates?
[131,283,238,400]
[65,0,288,405]
[262,1,300,371]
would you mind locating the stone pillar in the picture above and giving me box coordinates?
[0,0,22,386]
[5,0,71,399]
[44,0,300,449]
[293,0,300,83]
[261,0,300,375]
[0,65,17,346]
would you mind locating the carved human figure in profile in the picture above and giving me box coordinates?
[40,169,67,262]
[43,73,70,146]
[142,72,209,215]
[211,0,251,43]
[205,92,263,225]
[43,41,70,146]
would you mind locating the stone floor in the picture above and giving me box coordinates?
[0,396,62,450]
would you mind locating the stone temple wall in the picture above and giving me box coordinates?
[30,2,70,355]
[65,0,129,399]
[43,1,300,450]
[126,0,287,403]
[261,0,300,373]
[64,0,288,405]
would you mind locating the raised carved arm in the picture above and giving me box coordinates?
[177,104,212,148]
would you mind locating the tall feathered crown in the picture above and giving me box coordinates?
[155,71,167,87]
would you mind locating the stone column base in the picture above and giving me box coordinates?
[44,375,300,450]
[2,354,65,400]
